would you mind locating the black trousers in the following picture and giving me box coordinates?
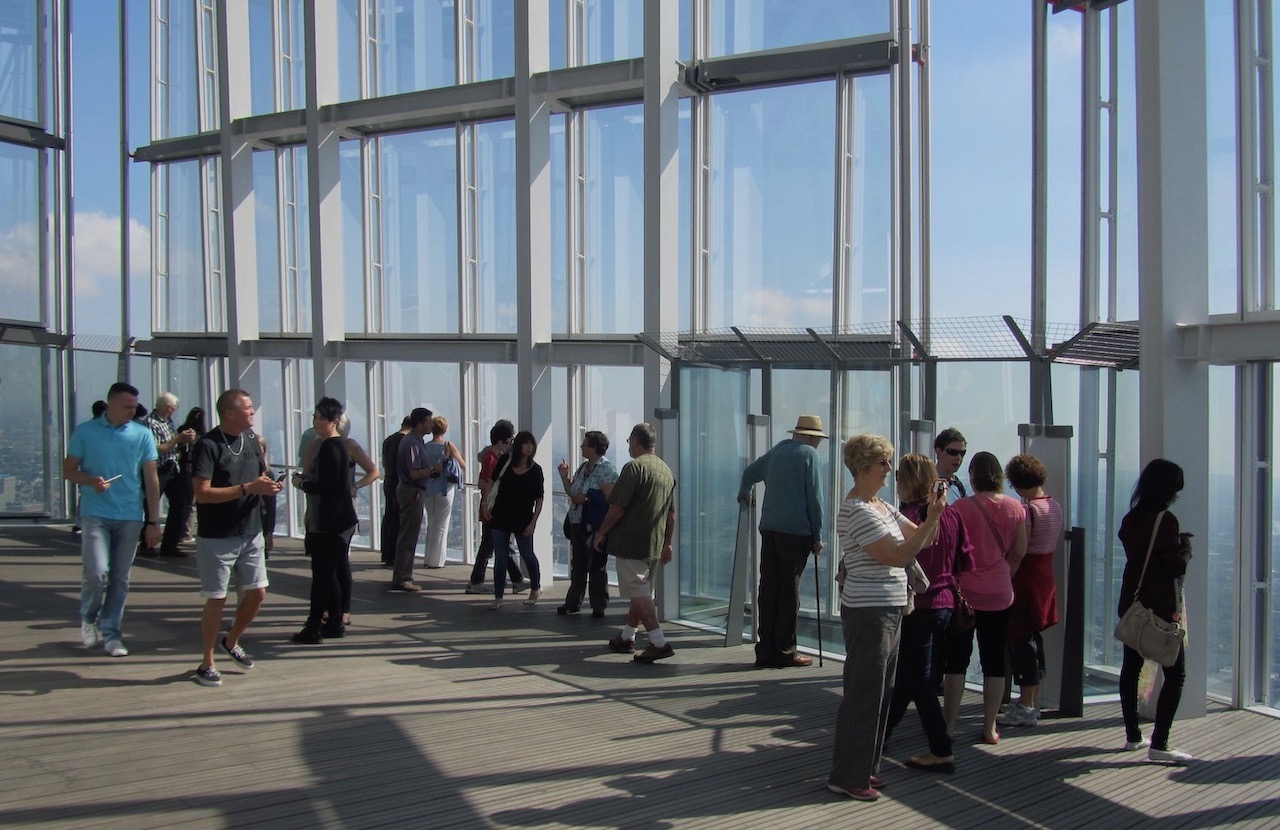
[157,465,189,554]
[380,482,398,564]
[563,521,609,612]
[305,527,354,628]
[755,530,813,664]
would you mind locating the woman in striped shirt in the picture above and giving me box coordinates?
[827,434,944,803]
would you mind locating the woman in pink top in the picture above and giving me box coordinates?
[943,451,1028,745]
[998,454,1063,729]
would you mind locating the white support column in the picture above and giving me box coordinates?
[644,0,680,617]
[515,0,554,581]
[1134,0,1210,718]
[217,0,260,392]
[303,2,346,402]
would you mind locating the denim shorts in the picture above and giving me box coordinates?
[197,533,269,599]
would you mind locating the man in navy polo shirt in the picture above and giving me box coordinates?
[63,382,162,658]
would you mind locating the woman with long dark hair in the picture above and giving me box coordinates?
[487,430,544,611]
[290,398,359,644]
[1117,458,1194,764]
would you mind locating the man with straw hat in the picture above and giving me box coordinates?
[738,414,828,668]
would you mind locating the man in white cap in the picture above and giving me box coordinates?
[738,414,828,668]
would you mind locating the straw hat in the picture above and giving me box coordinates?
[788,415,828,439]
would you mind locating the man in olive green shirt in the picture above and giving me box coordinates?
[594,423,677,663]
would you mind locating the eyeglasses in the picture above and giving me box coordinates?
[877,458,893,470]
[943,447,967,458]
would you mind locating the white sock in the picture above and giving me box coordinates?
[648,627,666,648]
[621,625,637,640]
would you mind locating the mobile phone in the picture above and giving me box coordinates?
[103,474,123,484]
[274,472,287,483]
[935,478,948,498]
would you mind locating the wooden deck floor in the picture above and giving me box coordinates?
[1,525,1277,830]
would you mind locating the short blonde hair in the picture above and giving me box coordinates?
[431,415,448,436]
[897,453,937,503]
[843,433,894,478]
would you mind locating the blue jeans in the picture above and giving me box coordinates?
[490,528,540,599]
[80,515,143,641]
[884,607,953,757]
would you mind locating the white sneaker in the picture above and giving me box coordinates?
[997,703,1038,728]
[1148,746,1193,764]
[80,621,101,647]
[104,639,128,657]
[488,600,503,611]
[1123,738,1150,751]
[510,580,528,594]
[523,588,543,606]
[465,582,488,594]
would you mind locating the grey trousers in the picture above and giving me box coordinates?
[392,483,425,585]
[828,604,904,790]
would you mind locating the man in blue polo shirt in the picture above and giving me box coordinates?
[738,414,828,669]
[63,382,162,657]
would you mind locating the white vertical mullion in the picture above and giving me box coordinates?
[569,111,585,333]
[363,137,383,334]
[831,75,851,332]
[152,164,167,333]
[1258,0,1275,310]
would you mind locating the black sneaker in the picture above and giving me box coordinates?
[291,627,323,644]
[557,605,579,615]
[221,637,254,669]
[194,665,223,687]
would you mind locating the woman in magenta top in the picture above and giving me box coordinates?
[943,451,1027,745]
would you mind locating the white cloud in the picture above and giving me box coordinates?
[71,210,151,298]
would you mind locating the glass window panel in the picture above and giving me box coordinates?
[466,362,518,571]
[930,4,1031,321]
[282,146,312,334]
[248,0,275,115]
[708,81,835,329]
[935,362,1029,473]
[475,120,517,333]
[1206,0,1238,315]
[381,130,459,333]
[678,99,691,331]
[157,161,209,332]
[253,149,282,332]
[337,0,361,102]
[1112,3,1138,321]
[581,0,642,65]
[0,142,42,324]
[551,366,569,575]
[376,0,455,97]
[551,114,567,332]
[678,366,753,631]
[342,140,365,333]
[550,0,565,70]
[845,73,891,325]
[475,0,515,81]
[1206,364,1237,699]
[583,104,644,333]
[1046,12,1082,327]
[0,0,39,123]
[158,0,201,139]
[341,363,375,549]
[709,0,889,57]
[1269,367,1280,707]
[0,344,52,516]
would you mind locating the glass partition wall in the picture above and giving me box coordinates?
[9,0,1280,714]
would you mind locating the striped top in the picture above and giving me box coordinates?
[1024,495,1063,555]
[837,497,913,608]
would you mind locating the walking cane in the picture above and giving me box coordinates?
[813,551,824,667]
